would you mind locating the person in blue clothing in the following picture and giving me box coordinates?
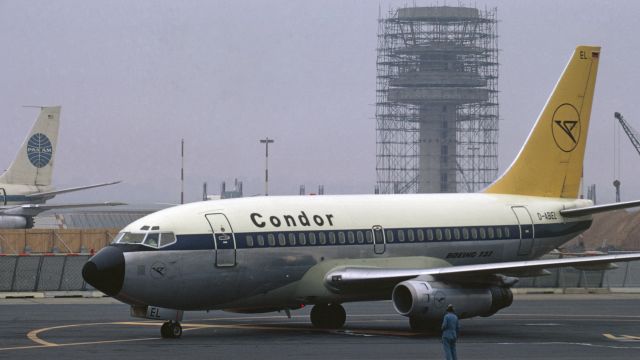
[441,304,459,360]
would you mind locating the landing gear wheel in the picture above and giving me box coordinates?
[161,321,182,339]
[310,303,346,329]
[409,317,439,333]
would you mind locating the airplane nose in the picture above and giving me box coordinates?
[82,246,125,296]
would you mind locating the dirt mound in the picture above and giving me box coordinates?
[565,210,640,251]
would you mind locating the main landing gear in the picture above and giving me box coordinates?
[310,303,346,329]
[160,321,182,339]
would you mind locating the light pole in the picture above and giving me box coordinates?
[259,138,274,196]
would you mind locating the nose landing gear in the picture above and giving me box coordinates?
[160,321,182,339]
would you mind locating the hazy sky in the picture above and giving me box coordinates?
[1,0,640,205]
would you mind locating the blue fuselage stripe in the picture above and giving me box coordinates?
[116,220,591,252]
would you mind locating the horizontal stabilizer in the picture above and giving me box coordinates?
[26,180,122,200]
[560,199,640,217]
[2,202,126,217]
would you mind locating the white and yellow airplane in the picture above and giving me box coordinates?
[0,106,123,228]
[83,46,640,339]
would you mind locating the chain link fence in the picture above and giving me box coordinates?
[0,254,93,292]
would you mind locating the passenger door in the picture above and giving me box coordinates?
[372,225,386,254]
[511,206,535,256]
[205,213,237,267]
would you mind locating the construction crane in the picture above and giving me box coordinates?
[613,112,640,202]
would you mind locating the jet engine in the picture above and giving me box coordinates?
[0,215,29,229]
[391,278,513,321]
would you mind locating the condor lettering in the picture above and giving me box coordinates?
[250,211,335,228]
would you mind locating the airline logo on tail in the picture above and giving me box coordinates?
[26,133,53,168]
[551,103,581,152]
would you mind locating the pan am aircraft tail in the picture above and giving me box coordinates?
[0,106,60,187]
[0,107,123,228]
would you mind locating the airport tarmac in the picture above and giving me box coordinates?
[1,294,639,360]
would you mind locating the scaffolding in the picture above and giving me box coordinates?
[376,6,499,194]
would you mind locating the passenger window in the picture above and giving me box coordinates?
[471,228,478,240]
[365,231,373,244]
[329,232,336,244]
[246,235,254,248]
[444,229,451,241]
[417,229,424,242]
[479,227,486,239]
[462,228,469,240]
[435,229,443,241]
[453,228,460,240]
[278,233,286,246]
[309,232,317,245]
[298,233,306,246]
[338,232,346,244]
[288,233,296,246]
[386,230,394,243]
[398,230,405,242]
[159,232,176,247]
[144,233,159,248]
[488,227,494,239]
[319,232,327,245]
[427,229,434,241]
[348,231,355,244]
[505,227,511,238]
[357,231,364,244]
[496,227,502,238]
[257,235,265,247]
[407,229,415,242]
[268,234,276,247]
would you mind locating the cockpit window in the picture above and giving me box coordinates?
[144,233,160,247]
[159,232,176,247]
[115,230,177,249]
[119,232,146,244]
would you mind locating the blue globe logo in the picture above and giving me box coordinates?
[27,133,53,168]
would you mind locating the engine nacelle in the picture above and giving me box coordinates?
[0,215,28,229]
[392,279,513,321]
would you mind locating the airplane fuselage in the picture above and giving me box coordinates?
[110,193,592,311]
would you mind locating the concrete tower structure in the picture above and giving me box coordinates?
[376,6,499,194]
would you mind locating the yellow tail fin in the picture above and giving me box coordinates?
[484,46,600,198]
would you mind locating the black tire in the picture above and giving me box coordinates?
[310,303,346,329]
[310,304,329,328]
[160,322,171,338]
[326,303,346,329]
[170,322,182,338]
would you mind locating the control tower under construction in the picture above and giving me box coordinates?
[376,6,499,194]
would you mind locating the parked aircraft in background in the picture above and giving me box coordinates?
[84,46,640,339]
[0,106,123,228]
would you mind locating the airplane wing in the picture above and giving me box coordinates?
[0,202,126,217]
[25,181,122,200]
[324,252,640,293]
